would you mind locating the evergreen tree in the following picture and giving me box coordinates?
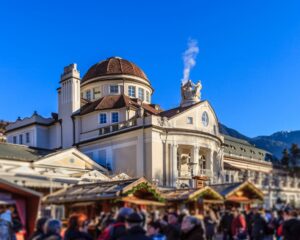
[281,148,290,167]
[290,144,300,168]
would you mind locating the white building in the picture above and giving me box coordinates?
[5,57,300,208]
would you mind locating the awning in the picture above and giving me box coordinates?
[71,202,96,207]
[121,196,165,206]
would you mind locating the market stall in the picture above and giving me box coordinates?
[162,186,224,213]
[211,180,264,209]
[0,178,42,238]
[43,177,165,219]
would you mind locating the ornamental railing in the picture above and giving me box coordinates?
[99,118,138,136]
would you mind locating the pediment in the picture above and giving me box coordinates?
[34,148,107,172]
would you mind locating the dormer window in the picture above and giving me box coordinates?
[93,87,101,99]
[146,91,150,102]
[86,90,91,100]
[138,88,144,101]
[110,85,119,94]
[128,86,136,97]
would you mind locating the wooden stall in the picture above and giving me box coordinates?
[43,177,165,219]
[0,178,42,238]
[162,186,224,214]
[211,181,264,210]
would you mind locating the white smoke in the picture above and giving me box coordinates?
[182,38,199,84]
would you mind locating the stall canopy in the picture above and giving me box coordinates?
[0,178,42,237]
[211,181,264,203]
[43,177,165,205]
[162,186,224,204]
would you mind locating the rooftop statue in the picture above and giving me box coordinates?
[180,80,202,107]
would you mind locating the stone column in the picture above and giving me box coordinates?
[209,150,214,178]
[192,146,199,176]
[170,144,178,187]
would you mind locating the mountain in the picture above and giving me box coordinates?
[219,123,300,159]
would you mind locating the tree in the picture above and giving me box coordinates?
[290,144,300,168]
[281,148,290,167]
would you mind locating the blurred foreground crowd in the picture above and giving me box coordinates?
[1,204,300,240]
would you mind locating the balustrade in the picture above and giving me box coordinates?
[99,118,137,136]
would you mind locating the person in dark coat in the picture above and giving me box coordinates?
[64,214,93,240]
[119,212,151,240]
[282,208,300,240]
[180,216,205,240]
[42,219,62,240]
[220,210,233,240]
[204,210,217,240]
[147,221,166,240]
[250,209,267,240]
[163,212,181,240]
[29,217,49,240]
[98,207,133,240]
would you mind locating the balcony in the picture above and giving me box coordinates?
[99,118,138,136]
[178,169,213,179]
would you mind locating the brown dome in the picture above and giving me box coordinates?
[81,57,149,83]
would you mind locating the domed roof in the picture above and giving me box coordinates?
[81,57,149,84]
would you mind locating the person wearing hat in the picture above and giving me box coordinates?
[98,207,134,240]
[163,212,181,240]
[282,208,300,240]
[119,212,151,240]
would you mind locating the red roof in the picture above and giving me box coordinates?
[79,95,162,116]
[82,57,148,83]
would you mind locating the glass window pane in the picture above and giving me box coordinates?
[128,86,136,97]
[99,113,107,124]
[138,88,144,100]
[112,112,119,123]
[110,85,119,94]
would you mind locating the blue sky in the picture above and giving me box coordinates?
[0,0,299,137]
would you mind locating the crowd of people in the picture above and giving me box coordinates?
[2,203,300,240]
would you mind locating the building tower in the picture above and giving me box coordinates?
[58,64,80,148]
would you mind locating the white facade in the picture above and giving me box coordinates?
[5,56,300,208]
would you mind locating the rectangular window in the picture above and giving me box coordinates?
[128,86,136,97]
[13,136,17,144]
[86,90,91,100]
[187,117,193,124]
[111,112,119,123]
[26,132,30,143]
[98,149,107,167]
[138,88,144,100]
[225,174,229,182]
[110,85,119,94]
[99,113,107,124]
[146,91,150,102]
[19,135,23,144]
[93,87,101,99]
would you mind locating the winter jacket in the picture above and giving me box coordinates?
[119,225,151,240]
[231,215,246,237]
[282,218,300,240]
[180,225,205,240]
[98,222,126,240]
[64,228,93,240]
[163,223,181,240]
[149,233,166,240]
[204,216,217,236]
[251,213,267,240]
[42,233,62,240]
